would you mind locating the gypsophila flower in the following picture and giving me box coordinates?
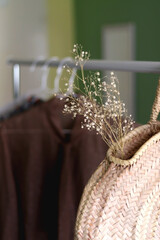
[62,44,135,155]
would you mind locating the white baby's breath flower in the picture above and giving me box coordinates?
[62,44,135,155]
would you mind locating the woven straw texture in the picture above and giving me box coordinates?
[75,80,160,240]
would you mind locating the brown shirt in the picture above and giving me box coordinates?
[0,97,107,240]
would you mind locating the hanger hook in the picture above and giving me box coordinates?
[54,57,75,94]
[29,56,45,72]
[66,67,77,95]
[41,57,59,91]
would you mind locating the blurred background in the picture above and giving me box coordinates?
[0,0,160,124]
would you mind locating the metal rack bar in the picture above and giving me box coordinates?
[12,64,20,99]
[8,58,160,99]
[8,59,160,73]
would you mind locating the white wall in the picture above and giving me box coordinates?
[0,0,48,106]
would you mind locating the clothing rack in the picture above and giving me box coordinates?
[8,59,160,99]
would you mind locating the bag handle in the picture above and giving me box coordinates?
[149,78,160,123]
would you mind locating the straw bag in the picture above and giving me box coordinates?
[75,79,160,240]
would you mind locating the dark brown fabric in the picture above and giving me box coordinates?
[0,97,107,240]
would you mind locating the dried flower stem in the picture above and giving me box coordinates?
[61,44,135,155]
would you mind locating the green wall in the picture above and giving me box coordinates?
[47,0,75,58]
[47,0,75,89]
[74,0,160,124]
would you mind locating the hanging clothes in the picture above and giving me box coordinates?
[0,97,108,240]
[0,96,43,122]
